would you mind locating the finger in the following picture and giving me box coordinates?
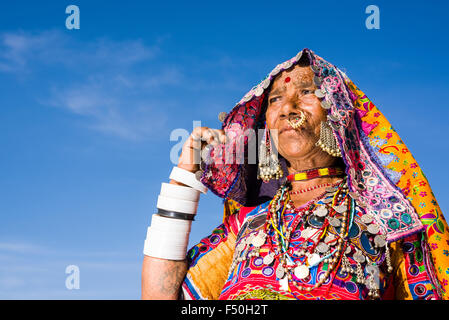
[203,129,226,146]
[201,128,214,144]
[188,127,209,150]
[212,129,227,144]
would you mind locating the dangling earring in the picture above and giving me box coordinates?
[316,121,342,157]
[258,124,283,182]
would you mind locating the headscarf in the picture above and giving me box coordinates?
[198,48,449,298]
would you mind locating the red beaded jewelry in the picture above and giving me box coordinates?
[287,167,344,182]
[289,181,341,195]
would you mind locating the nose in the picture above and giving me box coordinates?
[279,95,303,120]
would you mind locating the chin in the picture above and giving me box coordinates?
[279,137,322,157]
[279,146,310,159]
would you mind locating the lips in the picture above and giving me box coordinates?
[280,126,296,134]
[280,119,306,134]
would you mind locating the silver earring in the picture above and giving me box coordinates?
[258,126,283,182]
[316,121,342,157]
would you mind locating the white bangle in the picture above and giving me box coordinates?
[150,214,192,233]
[157,195,198,214]
[169,166,207,194]
[143,228,189,260]
[143,214,192,260]
[160,182,200,202]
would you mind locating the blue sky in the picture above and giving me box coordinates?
[0,1,448,299]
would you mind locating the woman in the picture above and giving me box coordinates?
[142,49,449,300]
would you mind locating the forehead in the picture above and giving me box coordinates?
[269,65,314,93]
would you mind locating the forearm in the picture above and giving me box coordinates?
[141,172,201,300]
[141,129,217,299]
[141,255,187,300]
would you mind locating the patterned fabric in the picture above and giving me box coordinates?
[348,80,449,297]
[182,205,245,300]
[389,233,439,299]
[182,198,439,300]
[195,48,449,298]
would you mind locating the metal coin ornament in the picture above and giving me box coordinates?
[308,253,321,267]
[314,89,325,98]
[327,114,340,123]
[328,217,341,227]
[263,251,275,265]
[361,214,374,224]
[345,245,352,255]
[238,172,388,299]
[313,76,322,86]
[316,242,329,254]
[301,227,314,239]
[294,265,310,280]
[218,111,228,122]
[324,234,336,244]
[333,205,347,214]
[251,231,267,247]
[366,265,379,279]
[353,251,366,264]
[195,170,203,181]
[367,224,380,235]
[314,206,328,217]
[374,234,387,247]
[321,100,331,110]
[276,264,285,279]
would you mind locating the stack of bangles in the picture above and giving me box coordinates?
[143,167,207,260]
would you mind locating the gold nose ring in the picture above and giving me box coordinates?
[287,111,306,129]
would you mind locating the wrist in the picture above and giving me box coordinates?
[143,167,207,260]
[169,166,207,194]
[175,163,199,174]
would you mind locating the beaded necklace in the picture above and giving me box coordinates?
[264,178,353,293]
[227,176,392,299]
[287,167,345,182]
[289,179,342,195]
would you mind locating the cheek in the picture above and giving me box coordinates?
[265,109,277,130]
[308,101,327,124]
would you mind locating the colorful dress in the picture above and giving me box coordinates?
[189,48,449,299]
[182,195,440,300]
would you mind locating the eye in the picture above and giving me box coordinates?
[269,96,281,104]
[301,89,314,95]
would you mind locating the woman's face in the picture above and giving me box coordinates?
[265,64,328,161]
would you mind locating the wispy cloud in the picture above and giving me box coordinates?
[0,241,50,254]
[44,77,170,140]
[0,30,58,73]
[0,29,258,141]
[0,30,178,141]
[0,30,158,73]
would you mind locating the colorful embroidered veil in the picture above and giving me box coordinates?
[198,48,449,299]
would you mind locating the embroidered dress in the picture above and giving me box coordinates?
[182,196,439,300]
[181,48,449,299]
